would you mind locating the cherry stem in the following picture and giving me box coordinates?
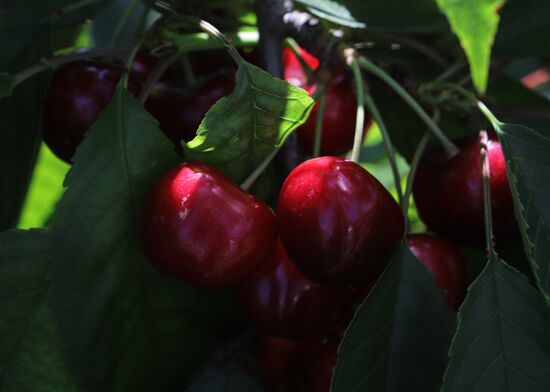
[435,59,467,81]
[357,56,459,157]
[284,37,315,81]
[138,51,179,104]
[109,0,141,47]
[348,57,366,164]
[180,53,197,87]
[164,30,259,53]
[312,89,327,158]
[122,36,145,89]
[364,92,404,209]
[53,0,103,19]
[240,149,279,191]
[479,130,496,253]
[12,46,132,88]
[168,16,244,67]
[402,110,439,233]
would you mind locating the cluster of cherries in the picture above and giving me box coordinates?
[40,44,516,391]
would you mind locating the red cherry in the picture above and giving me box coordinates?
[42,61,135,162]
[237,240,359,339]
[131,51,174,83]
[282,46,367,156]
[277,156,404,288]
[305,340,339,392]
[412,133,516,246]
[141,161,277,288]
[145,70,235,145]
[255,335,310,391]
[407,234,469,311]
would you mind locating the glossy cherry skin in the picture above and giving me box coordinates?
[277,157,404,288]
[42,61,130,162]
[412,133,515,246]
[141,161,277,288]
[237,240,359,339]
[305,340,339,392]
[407,234,468,311]
[282,46,366,156]
[145,70,235,145]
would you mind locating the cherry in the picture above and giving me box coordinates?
[407,234,468,311]
[282,46,367,156]
[237,240,359,339]
[42,60,138,163]
[130,51,174,83]
[412,133,515,246]
[277,156,404,288]
[141,161,277,288]
[255,335,310,391]
[304,340,339,392]
[145,69,235,145]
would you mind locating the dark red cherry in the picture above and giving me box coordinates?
[256,335,311,391]
[145,69,235,145]
[282,46,367,156]
[42,61,136,162]
[131,51,174,83]
[407,234,469,311]
[237,240,359,339]
[141,161,277,288]
[412,133,515,246]
[305,340,339,392]
[277,156,404,288]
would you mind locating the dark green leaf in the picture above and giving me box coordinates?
[332,244,456,391]
[187,367,263,392]
[435,0,505,94]
[297,0,445,32]
[496,122,550,303]
[441,254,550,391]
[0,229,76,392]
[184,61,314,182]
[494,0,550,58]
[46,86,236,390]
[0,73,14,98]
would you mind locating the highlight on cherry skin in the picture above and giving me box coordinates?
[141,161,278,288]
[407,233,469,311]
[237,239,360,339]
[277,156,404,288]
[412,132,516,246]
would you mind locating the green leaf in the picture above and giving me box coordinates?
[494,0,550,58]
[46,86,236,390]
[0,73,14,98]
[441,253,550,391]
[294,0,366,28]
[332,244,456,391]
[187,367,263,392]
[183,61,314,182]
[496,123,550,303]
[297,0,445,32]
[0,229,78,392]
[435,0,505,94]
[18,144,69,229]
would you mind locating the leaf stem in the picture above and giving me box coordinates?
[122,36,145,89]
[53,0,103,19]
[363,92,404,208]
[12,46,132,87]
[348,57,366,164]
[435,59,467,81]
[477,101,502,132]
[357,56,459,157]
[312,91,326,158]
[108,0,141,47]
[479,130,495,253]
[284,37,314,81]
[168,16,244,67]
[241,149,279,191]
